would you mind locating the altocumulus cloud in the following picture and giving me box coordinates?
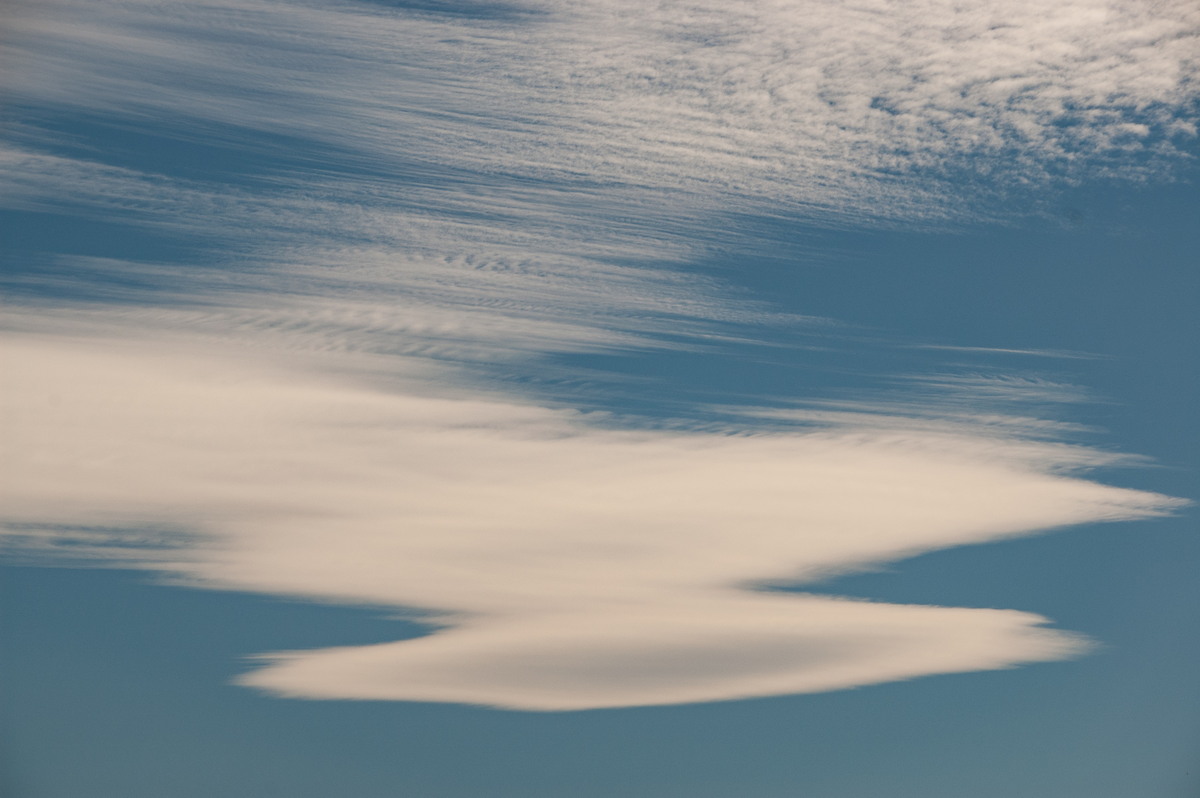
[0,0,1195,709]
[5,0,1199,225]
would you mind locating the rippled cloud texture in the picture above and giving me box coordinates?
[1,0,1196,709]
[7,0,1198,219]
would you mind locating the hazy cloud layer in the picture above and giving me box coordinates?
[0,327,1180,709]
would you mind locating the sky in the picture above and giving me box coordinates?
[1,0,1198,795]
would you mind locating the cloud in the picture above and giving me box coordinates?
[241,596,1089,710]
[0,143,776,361]
[5,0,1197,225]
[3,0,1195,361]
[0,0,1192,711]
[0,325,1181,709]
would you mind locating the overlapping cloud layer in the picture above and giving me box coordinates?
[1,0,1194,709]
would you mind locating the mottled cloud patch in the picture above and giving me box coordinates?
[4,0,1198,225]
[1,326,1179,709]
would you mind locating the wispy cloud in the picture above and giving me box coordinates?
[4,0,1195,354]
[6,0,1196,223]
[4,0,1197,353]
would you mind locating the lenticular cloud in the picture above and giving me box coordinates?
[1,329,1179,710]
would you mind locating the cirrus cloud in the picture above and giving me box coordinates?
[4,0,1197,225]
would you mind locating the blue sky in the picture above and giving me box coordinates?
[1,0,1197,794]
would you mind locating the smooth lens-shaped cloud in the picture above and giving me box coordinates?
[1,331,1179,709]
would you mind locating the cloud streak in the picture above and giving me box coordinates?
[3,0,1196,360]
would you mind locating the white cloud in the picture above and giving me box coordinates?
[240,595,1089,710]
[1,0,1192,711]
[3,0,1195,362]
[5,0,1196,224]
[0,142,775,361]
[0,325,1181,709]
